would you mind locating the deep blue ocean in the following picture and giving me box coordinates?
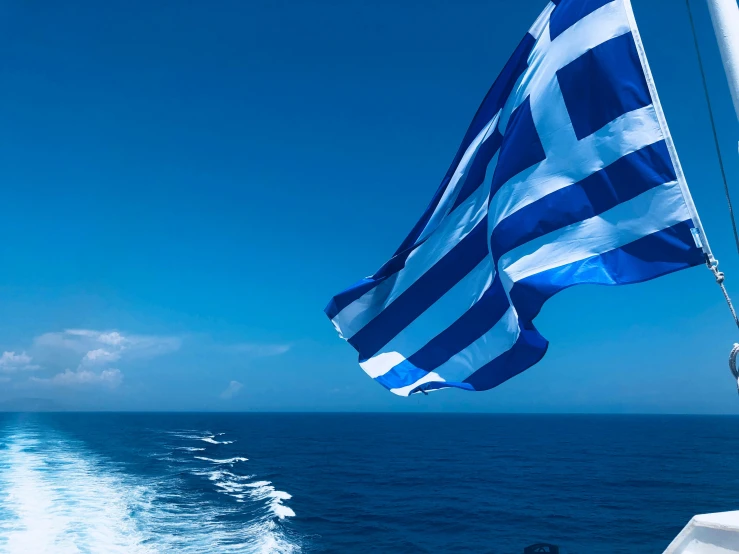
[0,413,737,553]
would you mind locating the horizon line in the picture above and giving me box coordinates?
[1,410,738,416]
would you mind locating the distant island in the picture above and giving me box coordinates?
[0,398,67,412]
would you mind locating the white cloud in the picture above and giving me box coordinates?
[35,329,181,362]
[0,351,31,367]
[64,329,127,346]
[27,329,179,391]
[97,332,126,346]
[227,343,291,357]
[0,351,40,372]
[32,368,123,388]
[81,348,121,365]
[35,332,92,353]
[220,380,243,399]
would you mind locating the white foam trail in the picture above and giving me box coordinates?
[0,425,300,553]
[194,456,249,464]
[192,469,253,482]
[169,431,236,445]
[201,437,236,445]
[166,431,208,439]
[0,433,155,553]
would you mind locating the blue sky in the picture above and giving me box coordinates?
[0,0,738,412]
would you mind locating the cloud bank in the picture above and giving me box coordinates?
[0,351,39,372]
[32,368,123,388]
[29,329,182,389]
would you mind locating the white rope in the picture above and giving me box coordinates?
[709,260,739,324]
[708,259,739,394]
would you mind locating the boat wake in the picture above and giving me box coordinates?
[0,422,300,553]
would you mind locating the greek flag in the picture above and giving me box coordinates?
[325,0,710,396]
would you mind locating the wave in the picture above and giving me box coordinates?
[245,482,296,519]
[172,428,296,521]
[191,471,296,520]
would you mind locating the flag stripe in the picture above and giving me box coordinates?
[550,0,614,40]
[449,131,503,213]
[499,179,690,285]
[375,306,522,394]
[348,220,489,358]
[333,178,491,339]
[463,327,550,391]
[414,114,501,249]
[490,140,675,259]
[360,257,495,377]
[530,2,557,39]
[325,34,538,322]
[430,307,521,383]
[389,371,448,397]
[405,275,509,372]
[509,220,704,321]
[359,352,406,379]
[375,360,429,391]
[390,35,537,257]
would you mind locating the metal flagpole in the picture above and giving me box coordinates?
[705,0,739,124]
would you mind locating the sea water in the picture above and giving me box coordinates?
[0,413,736,553]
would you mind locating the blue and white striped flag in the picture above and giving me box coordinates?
[325,0,711,396]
